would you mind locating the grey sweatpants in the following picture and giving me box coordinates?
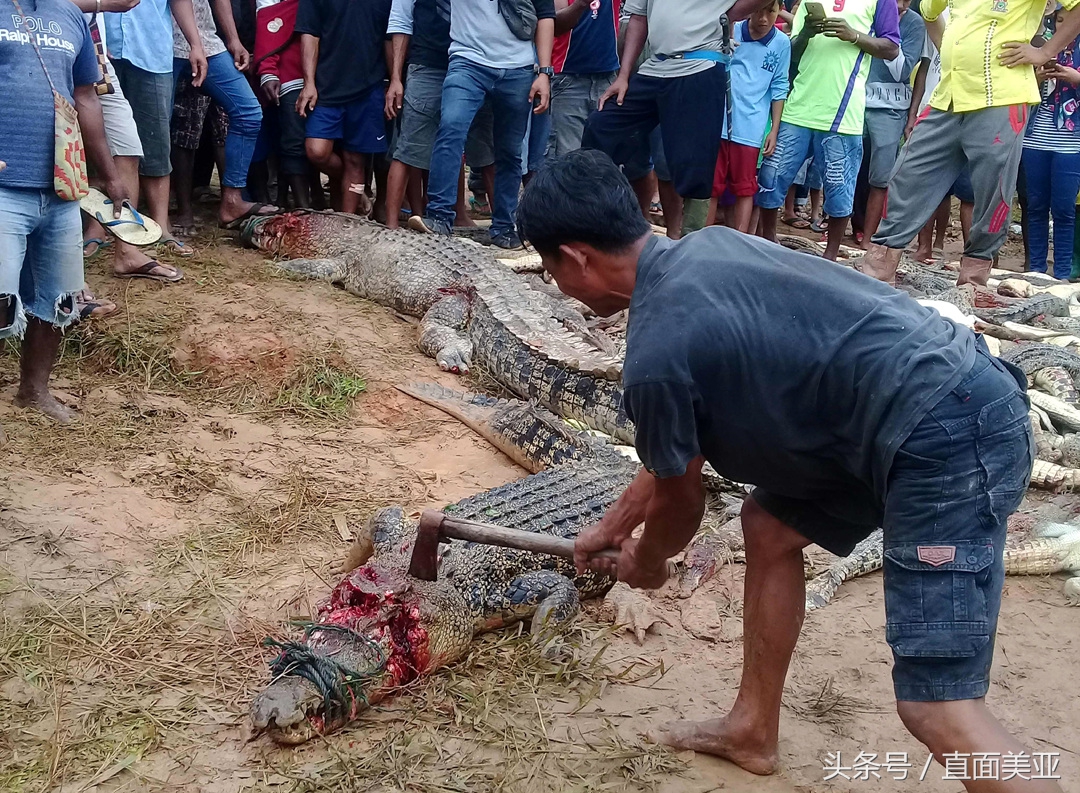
[873,105,1030,260]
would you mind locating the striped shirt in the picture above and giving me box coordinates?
[1023,103,1080,154]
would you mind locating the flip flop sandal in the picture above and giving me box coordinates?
[171,223,197,238]
[782,216,812,230]
[115,260,184,283]
[810,218,828,234]
[77,299,119,321]
[156,237,196,258]
[220,202,282,230]
[83,238,112,259]
[79,188,163,246]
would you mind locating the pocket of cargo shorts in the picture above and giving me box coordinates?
[884,540,994,658]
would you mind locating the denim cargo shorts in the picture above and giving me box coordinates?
[754,346,1034,702]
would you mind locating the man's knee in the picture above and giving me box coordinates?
[741,498,808,558]
[896,699,976,751]
[230,99,263,137]
[306,139,333,165]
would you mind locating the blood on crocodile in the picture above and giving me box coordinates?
[304,564,431,726]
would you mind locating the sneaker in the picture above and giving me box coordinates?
[408,215,452,236]
[489,230,523,250]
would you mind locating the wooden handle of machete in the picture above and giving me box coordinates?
[436,513,620,561]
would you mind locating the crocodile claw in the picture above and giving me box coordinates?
[601,583,667,644]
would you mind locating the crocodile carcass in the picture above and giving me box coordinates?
[242,210,631,441]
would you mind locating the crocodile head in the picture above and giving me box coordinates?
[250,509,473,744]
[241,212,311,256]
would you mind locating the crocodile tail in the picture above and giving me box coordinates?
[398,382,568,474]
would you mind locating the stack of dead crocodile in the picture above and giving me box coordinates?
[243,212,1080,743]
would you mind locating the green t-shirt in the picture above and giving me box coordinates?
[782,0,901,135]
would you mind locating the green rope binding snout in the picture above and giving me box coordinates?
[263,623,388,717]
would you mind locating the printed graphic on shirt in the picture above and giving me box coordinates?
[1,14,77,53]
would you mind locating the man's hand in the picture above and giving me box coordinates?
[574,518,635,578]
[228,39,251,72]
[999,41,1052,68]
[103,175,129,219]
[904,110,919,139]
[598,75,629,110]
[189,45,208,87]
[613,537,670,589]
[296,84,318,117]
[819,18,857,42]
[530,74,550,114]
[260,77,281,105]
[1041,61,1080,85]
[385,77,404,119]
[762,129,779,158]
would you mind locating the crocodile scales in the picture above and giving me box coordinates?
[242,210,632,442]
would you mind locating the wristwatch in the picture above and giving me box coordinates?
[534,65,554,77]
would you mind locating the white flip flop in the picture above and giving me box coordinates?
[79,188,162,246]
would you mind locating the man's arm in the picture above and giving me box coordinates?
[554,0,588,35]
[171,0,208,85]
[1001,3,1080,66]
[598,12,646,109]
[70,0,139,12]
[728,0,767,21]
[74,84,127,216]
[530,16,555,113]
[385,34,409,118]
[211,0,250,70]
[296,33,319,116]
[576,459,706,589]
[906,58,928,137]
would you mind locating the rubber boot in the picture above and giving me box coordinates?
[680,198,710,236]
[957,255,992,287]
[855,243,902,286]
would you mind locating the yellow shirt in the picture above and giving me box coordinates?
[922,0,1079,111]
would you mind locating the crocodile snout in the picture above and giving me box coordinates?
[250,676,320,733]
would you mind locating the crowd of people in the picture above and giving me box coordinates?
[2,0,1080,427]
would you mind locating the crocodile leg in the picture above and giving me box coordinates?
[274,257,343,280]
[480,569,581,641]
[419,293,474,374]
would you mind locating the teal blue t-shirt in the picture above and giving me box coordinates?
[723,21,791,148]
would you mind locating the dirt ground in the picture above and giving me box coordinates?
[1,210,1077,793]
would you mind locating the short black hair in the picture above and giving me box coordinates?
[517,149,652,257]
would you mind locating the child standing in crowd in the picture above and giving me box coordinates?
[255,0,316,207]
[756,0,901,261]
[708,0,789,234]
[1022,12,1080,279]
[295,0,392,216]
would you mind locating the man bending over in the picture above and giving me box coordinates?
[516,150,1051,792]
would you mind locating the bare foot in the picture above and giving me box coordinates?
[13,390,75,424]
[646,716,779,775]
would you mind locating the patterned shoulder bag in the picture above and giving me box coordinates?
[11,0,90,201]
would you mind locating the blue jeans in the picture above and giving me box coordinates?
[757,123,862,218]
[523,106,551,175]
[0,187,83,338]
[173,51,263,188]
[1022,146,1080,279]
[427,57,534,236]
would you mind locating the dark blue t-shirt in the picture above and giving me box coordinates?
[0,0,99,189]
[552,0,619,75]
[623,229,976,502]
[295,0,391,104]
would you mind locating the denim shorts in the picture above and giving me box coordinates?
[0,187,84,338]
[757,122,863,217]
[306,83,389,154]
[754,347,1033,702]
[111,58,175,177]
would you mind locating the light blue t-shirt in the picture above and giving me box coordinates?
[0,0,100,189]
[449,0,549,70]
[723,21,790,149]
[104,0,173,74]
